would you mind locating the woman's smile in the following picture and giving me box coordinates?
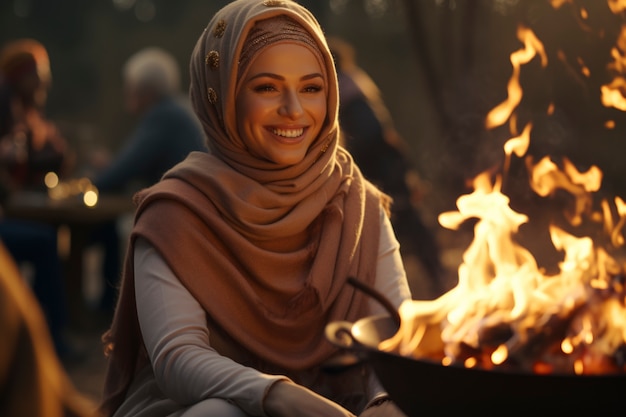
[269,126,305,139]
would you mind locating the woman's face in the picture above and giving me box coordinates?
[236,42,327,166]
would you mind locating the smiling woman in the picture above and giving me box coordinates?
[97,1,412,417]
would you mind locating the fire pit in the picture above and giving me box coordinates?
[337,162,626,414]
[326,315,626,416]
[325,2,626,415]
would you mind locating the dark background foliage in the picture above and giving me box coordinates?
[3,0,626,225]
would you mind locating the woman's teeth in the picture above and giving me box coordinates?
[272,128,303,138]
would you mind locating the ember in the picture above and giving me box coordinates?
[379,0,626,376]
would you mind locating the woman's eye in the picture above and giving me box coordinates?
[303,84,323,93]
[253,84,276,93]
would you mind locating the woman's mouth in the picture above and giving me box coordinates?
[271,127,304,138]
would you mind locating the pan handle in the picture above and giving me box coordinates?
[347,277,401,328]
[323,321,364,372]
[325,320,359,349]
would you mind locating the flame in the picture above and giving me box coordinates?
[485,26,547,131]
[381,156,626,373]
[601,78,626,110]
[549,0,572,9]
[608,0,626,14]
[527,156,601,226]
[602,25,626,110]
[380,0,626,375]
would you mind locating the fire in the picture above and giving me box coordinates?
[379,2,626,375]
[485,25,547,130]
[527,156,601,226]
[380,154,626,374]
[608,0,626,14]
[601,24,626,111]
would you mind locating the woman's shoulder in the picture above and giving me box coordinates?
[361,176,392,217]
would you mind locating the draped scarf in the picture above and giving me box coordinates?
[100,1,388,415]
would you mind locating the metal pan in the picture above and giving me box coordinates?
[326,314,626,416]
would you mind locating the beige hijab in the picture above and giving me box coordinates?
[101,0,388,414]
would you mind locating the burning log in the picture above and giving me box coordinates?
[380,249,626,375]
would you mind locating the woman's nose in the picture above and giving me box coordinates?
[278,91,303,118]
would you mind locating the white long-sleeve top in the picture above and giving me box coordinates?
[132,207,411,416]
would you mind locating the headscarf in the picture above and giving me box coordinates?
[237,14,326,83]
[101,0,389,414]
[188,0,340,179]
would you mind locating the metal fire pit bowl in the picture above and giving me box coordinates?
[325,315,626,416]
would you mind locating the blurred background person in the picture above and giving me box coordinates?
[328,36,447,296]
[86,46,207,314]
[0,38,79,360]
[0,238,98,417]
[0,38,75,193]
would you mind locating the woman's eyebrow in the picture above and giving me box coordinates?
[247,72,324,82]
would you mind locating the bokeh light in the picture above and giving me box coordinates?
[44,171,59,189]
[83,189,99,207]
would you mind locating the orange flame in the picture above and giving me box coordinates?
[608,0,626,14]
[485,26,547,131]
[527,156,601,226]
[381,157,626,373]
[549,0,572,9]
[381,0,626,375]
[602,25,626,110]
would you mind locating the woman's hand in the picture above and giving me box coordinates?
[264,380,356,417]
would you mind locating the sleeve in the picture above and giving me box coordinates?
[133,237,288,417]
[365,207,413,403]
[370,207,413,315]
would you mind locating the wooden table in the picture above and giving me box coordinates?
[4,191,135,328]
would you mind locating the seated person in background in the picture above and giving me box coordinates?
[90,47,207,194]
[328,36,447,296]
[0,239,97,417]
[0,39,75,194]
[87,47,207,313]
[0,38,77,359]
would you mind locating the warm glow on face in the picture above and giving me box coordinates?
[236,43,327,167]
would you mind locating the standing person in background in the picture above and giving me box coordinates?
[328,36,447,296]
[0,38,79,361]
[87,47,207,314]
[99,0,410,416]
